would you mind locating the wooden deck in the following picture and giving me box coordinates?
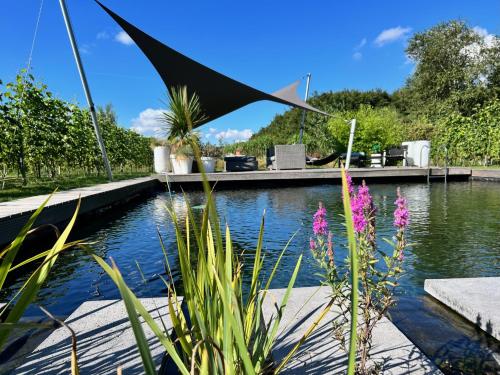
[157,167,472,190]
[0,167,490,245]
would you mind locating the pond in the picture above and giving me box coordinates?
[3,180,500,374]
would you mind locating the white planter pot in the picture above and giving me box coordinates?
[153,146,171,173]
[201,157,216,173]
[170,155,193,174]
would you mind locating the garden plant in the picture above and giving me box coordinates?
[0,193,81,352]
[309,173,409,374]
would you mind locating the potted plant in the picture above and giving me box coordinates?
[169,143,194,174]
[161,86,206,174]
[199,142,222,173]
[151,138,171,173]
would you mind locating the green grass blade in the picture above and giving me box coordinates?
[0,196,78,349]
[111,260,157,375]
[0,192,54,289]
[262,254,302,367]
[8,240,82,272]
[274,297,335,374]
[93,254,190,375]
[211,265,255,375]
[341,169,359,375]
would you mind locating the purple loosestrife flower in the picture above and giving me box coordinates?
[394,188,409,229]
[357,180,373,211]
[309,238,316,251]
[327,231,334,266]
[346,172,354,196]
[351,193,367,233]
[343,171,354,198]
[313,202,328,235]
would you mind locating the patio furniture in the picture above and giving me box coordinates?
[370,153,383,168]
[267,144,306,170]
[306,151,341,166]
[384,146,408,166]
[224,156,258,172]
[339,152,366,167]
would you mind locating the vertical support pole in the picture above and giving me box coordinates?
[59,0,113,181]
[345,119,356,170]
[298,73,311,144]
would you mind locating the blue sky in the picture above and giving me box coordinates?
[2,0,499,142]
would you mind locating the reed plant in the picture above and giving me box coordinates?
[0,193,81,350]
[92,87,332,374]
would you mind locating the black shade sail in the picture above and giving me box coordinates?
[96,1,329,127]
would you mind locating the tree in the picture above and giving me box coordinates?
[327,106,404,155]
[401,20,500,118]
[248,90,393,156]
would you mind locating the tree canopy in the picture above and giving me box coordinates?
[227,20,500,166]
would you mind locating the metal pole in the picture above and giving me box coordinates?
[59,0,113,181]
[298,73,311,144]
[345,119,356,169]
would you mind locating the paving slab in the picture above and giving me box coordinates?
[263,286,441,374]
[15,298,174,375]
[0,177,160,245]
[15,288,441,374]
[425,277,500,341]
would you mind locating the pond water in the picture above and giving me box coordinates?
[3,180,500,374]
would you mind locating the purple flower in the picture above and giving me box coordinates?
[351,193,367,233]
[309,238,316,251]
[313,202,328,235]
[327,231,334,265]
[357,180,373,211]
[394,187,409,229]
[346,173,354,196]
[343,171,354,198]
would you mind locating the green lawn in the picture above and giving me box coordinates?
[0,172,151,203]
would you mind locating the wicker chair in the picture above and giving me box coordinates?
[267,144,306,170]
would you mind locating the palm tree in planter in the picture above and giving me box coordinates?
[162,86,206,174]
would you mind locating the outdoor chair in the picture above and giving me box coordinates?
[267,144,306,170]
[384,146,408,166]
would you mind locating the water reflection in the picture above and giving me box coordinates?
[2,181,499,373]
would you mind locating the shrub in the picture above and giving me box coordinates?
[327,105,405,155]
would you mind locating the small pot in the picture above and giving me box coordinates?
[170,155,193,174]
[201,156,216,173]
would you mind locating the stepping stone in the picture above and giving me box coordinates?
[263,286,441,374]
[15,298,175,374]
[425,277,500,341]
[16,287,441,374]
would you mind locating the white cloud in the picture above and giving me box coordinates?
[79,44,92,54]
[97,31,109,40]
[352,38,366,60]
[115,31,135,46]
[374,26,412,46]
[203,128,253,143]
[473,26,497,48]
[131,108,167,136]
[461,26,499,61]
[355,38,367,50]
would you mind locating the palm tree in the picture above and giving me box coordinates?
[162,86,206,157]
